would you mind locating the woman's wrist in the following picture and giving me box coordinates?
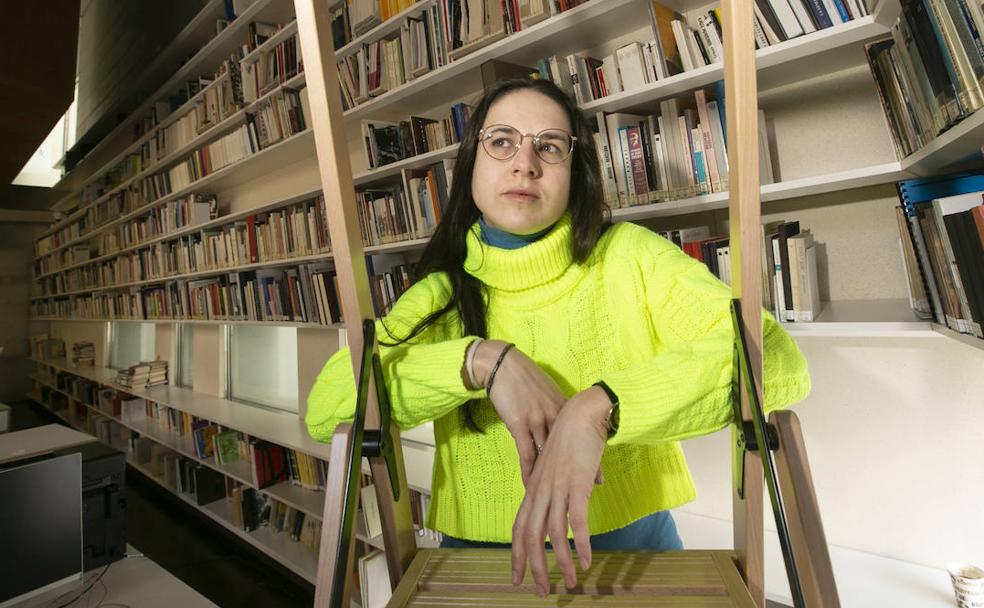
[471,339,511,389]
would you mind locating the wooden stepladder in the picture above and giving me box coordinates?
[294,0,841,606]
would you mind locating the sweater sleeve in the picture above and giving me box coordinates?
[600,231,811,446]
[305,274,486,443]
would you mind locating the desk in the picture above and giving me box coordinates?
[0,424,96,464]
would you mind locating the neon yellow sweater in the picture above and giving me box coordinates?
[306,214,810,542]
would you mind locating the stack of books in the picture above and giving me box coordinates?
[116,360,169,389]
[72,341,95,367]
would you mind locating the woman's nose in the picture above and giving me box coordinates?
[511,139,542,177]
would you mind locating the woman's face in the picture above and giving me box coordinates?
[471,89,573,235]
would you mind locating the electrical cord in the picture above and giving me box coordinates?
[48,563,112,608]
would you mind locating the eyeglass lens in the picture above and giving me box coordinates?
[481,125,573,163]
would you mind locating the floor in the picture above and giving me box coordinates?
[10,399,315,608]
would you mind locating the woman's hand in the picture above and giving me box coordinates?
[510,386,612,597]
[470,340,566,486]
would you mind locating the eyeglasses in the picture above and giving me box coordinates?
[478,124,577,164]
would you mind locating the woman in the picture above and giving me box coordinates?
[306,78,810,597]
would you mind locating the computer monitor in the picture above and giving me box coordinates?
[0,452,83,608]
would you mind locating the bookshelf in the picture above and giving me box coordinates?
[28,0,984,592]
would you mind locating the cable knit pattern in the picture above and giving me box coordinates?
[305,214,811,542]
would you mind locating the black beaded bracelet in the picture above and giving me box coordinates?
[484,343,514,398]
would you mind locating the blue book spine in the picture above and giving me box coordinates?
[830,0,852,21]
[712,80,727,147]
[806,0,834,28]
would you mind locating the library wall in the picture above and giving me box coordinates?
[75,0,203,141]
[679,335,984,572]
[0,222,46,402]
[296,329,341,420]
[191,324,225,397]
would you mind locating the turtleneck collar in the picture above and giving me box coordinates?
[464,213,575,291]
[478,216,554,249]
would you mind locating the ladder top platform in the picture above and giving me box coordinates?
[390,549,758,607]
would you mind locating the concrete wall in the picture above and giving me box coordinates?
[0,221,47,402]
[75,0,203,141]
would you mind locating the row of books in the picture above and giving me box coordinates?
[32,256,417,322]
[895,179,984,339]
[335,0,579,110]
[37,194,326,289]
[865,0,984,159]
[666,219,823,322]
[361,102,470,168]
[594,89,774,206]
[35,199,334,298]
[114,360,168,389]
[72,341,95,367]
[357,159,453,246]
[105,390,330,493]
[91,88,310,238]
[149,62,245,171]
[37,264,341,325]
[242,30,302,103]
[754,0,871,43]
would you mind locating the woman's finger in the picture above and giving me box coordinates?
[523,489,552,597]
[511,497,530,586]
[548,495,576,589]
[569,491,592,571]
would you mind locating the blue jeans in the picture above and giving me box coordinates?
[439,510,684,551]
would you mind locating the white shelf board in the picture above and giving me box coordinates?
[342,0,644,122]
[264,480,326,520]
[610,162,909,222]
[32,358,331,460]
[353,144,459,187]
[584,10,894,115]
[901,108,984,177]
[30,317,343,331]
[781,299,937,337]
[931,323,984,352]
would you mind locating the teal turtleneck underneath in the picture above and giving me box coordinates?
[478,216,554,249]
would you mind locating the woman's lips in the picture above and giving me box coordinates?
[503,190,539,202]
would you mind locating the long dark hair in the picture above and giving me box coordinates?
[381,78,610,425]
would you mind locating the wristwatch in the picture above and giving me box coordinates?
[593,380,620,439]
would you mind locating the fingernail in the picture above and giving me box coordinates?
[538,585,547,598]
[512,572,519,585]
[580,556,589,570]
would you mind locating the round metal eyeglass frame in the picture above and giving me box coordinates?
[478,124,577,164]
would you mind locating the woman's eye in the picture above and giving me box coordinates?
[491,137,514,148]
[539,142,560,153]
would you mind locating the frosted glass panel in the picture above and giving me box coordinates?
[230,326,298,412]
[178,324,194,388]
[111,323,155,369]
